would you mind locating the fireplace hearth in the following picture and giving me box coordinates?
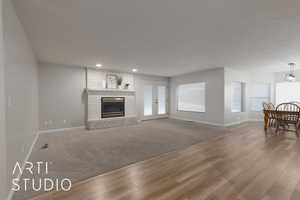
[101,97,125,118]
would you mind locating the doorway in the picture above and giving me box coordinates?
[143,82,168,120]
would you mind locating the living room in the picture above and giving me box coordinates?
[1,0,300,200]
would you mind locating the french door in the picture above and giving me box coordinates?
[143,82,168,120]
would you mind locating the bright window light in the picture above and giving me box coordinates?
[177,82,205,112]
[276,82,300,104]
[231,81,245,112]
[250,83,271,111]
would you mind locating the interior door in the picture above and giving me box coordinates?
[143,82,168,120]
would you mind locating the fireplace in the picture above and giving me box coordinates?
[101,97,125,118]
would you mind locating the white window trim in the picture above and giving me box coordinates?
[250,82,271,112]
[176,82,206,113]
[231,81,246,113]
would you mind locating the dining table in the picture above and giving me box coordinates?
[263,109,300,130]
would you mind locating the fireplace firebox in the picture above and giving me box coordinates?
[101,97,125,118]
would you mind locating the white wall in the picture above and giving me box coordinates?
[0,0,8,198]
[3,0,39,197]
[39,63,86,130]
[273,70,300,105]
[169,68,225,126]
[224,68,275,125]
[275,70,300,83]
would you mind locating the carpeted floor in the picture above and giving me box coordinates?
[13,119,227,200]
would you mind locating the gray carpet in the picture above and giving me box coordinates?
[13,119,226,200]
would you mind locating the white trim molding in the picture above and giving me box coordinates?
[224,120,249,127]
[39,126,85,134]
[169,116,225,127]
[170,116,263,127]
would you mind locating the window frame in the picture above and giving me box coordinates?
[250,82,271,112]
[176,82,206,113]
[231,81,246,113]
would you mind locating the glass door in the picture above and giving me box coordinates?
[144,85,153,116]
[158,86,166,115]
[143,83,167,120]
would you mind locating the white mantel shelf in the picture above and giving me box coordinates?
[85,88,136,93]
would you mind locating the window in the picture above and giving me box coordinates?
[250,83,271,111]
[231,81,245,112]
[177,82,205,112]
[144,85,153,116]
[276,82,300,104]
[158,86,166,114]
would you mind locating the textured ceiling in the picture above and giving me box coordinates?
[12,0,300,76]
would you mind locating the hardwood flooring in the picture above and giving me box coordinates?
[31,122,300,200]
[14,119,225,200]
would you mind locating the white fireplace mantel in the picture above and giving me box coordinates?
[85,88,136,94]
[85,69,138,130]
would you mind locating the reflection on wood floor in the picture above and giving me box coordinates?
[32,122,300,200]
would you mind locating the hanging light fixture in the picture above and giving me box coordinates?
[286,63,296,82]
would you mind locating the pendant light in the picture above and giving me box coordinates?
[286,63,296,82]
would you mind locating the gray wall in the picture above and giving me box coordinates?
[39,63,86,130]
[39,63,276,130]
[169,68,225,126]
[224,68,275,125]
[224,68,251,125]
[39,64,169,130]
[0,0,8,198]
[3,0,39,196]
[169,67,275,126]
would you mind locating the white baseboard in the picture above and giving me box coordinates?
[224,120,249,127]
[170,116,263,127]
[6,126,85,199]
[248,118,264,122]
[7,132,39,200]
[39,126,85,134]
[169,116,225,127]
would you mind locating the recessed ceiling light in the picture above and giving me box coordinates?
[132,68,138,72]
[96,64,102,68]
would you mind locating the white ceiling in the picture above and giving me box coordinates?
[12,0,300,76]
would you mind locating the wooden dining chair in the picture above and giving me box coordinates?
[289,101,300,107]
[275,103,300,137]
[268,103,275,110]
[263,102,276,127]
[268,103,276,127]
[263,102,269,110]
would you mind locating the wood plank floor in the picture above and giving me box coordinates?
[31,122,300,200]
